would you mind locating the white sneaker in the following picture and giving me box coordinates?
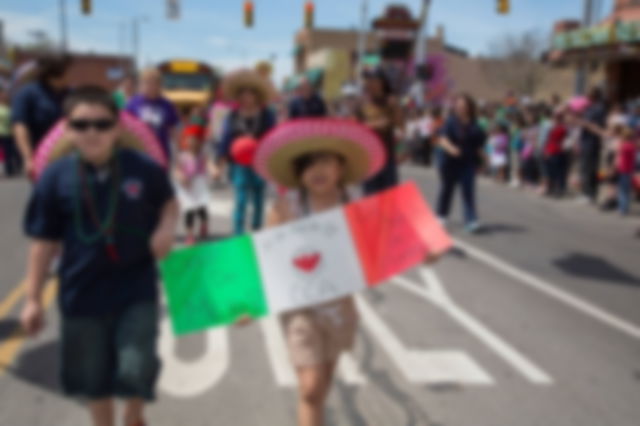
[465,221,482,234]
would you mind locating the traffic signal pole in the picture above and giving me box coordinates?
[355,0,369,87]
[413,0,432,107]
[575,0,595,95]
[58,0,68,52]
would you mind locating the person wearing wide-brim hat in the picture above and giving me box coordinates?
[221,69,276,107]
[217,69,277,235]
[252,117,385,426]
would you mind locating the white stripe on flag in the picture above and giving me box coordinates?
[253,209,367,314]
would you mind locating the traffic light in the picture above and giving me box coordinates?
[81,0,92,15]
[304,1,314,29]
[244,0,254,28]
[497,0,510,14]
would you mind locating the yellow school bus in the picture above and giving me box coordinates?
[158,59,217,113]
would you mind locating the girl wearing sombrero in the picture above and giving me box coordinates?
[218,69,276,235]
[252,118,386,426]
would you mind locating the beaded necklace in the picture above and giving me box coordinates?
[73,150,122,262]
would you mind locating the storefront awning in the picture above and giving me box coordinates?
[553,20,640,51]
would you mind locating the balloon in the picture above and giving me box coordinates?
[568,96,590,113]
[231,136,258,167]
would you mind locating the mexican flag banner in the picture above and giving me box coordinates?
[160,182,452,335]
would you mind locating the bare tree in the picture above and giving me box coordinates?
[482,30,547,96]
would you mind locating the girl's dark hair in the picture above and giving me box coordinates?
[454,93,478,122]
[362,68,393,98]
[37,55,71,82]
[293,151,350,208]
[63,85,119,118]
[293,151,346,182]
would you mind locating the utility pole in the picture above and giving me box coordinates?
[356,0,369,87]
[132,18,139,70]
[575,0,594,95]
[132,17,149,71]
[59,0,68,52]
[413,0,432,107]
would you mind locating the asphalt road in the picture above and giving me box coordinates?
[0,166,639,426]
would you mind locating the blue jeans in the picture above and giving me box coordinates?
[437,160,478,224]
[618,173,633,215]
[231,165,266,235]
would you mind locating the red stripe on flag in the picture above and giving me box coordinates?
[345,182,453,287]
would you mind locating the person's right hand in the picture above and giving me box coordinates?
[449,146,462,157]
[234,314,253,327]
[24,157,35,180]
[21,299,45,337]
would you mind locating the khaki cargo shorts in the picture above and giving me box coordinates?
[280,296,358,368]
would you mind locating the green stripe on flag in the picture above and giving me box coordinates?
[160,235,268,335]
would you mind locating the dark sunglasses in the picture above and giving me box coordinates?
[68,118,117,132]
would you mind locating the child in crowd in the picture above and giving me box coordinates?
[20,86,178,426]
[544,110,568,197]
[175,107,211,245]
[246,118,442,426]
[521,113,540,188]
[615,126,638,216]
[488,123,509,182]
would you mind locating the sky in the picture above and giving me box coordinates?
[0,0,615,84]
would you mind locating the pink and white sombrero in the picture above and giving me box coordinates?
[254,118,387,188]
[34,111,167,180]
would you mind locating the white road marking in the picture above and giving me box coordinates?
[337,352,368,386]
[158,317,230,398]
[355,294,494,385]
[260,316,297,387]
[454,238,640,341]
[260,316,368,387]
[393,269,553,385]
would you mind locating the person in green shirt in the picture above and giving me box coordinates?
[0,88,21,177]
[112,73,136,110]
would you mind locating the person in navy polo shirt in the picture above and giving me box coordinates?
[11,55,70,178]
[288,77,328,119]
[20,86,178,426]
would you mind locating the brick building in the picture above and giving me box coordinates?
[10,48,134,91]
[551,0,640,102]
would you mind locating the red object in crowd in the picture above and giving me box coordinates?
[617,140,637,174]
[231,136,259,166]
[544,125,567,157]
[179,124,206,151]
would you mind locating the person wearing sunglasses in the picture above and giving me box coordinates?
[20,86,178,426]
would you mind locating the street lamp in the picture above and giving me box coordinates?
[413,0,432,107]
[132,16,150,71]
[356,0,369,87]
[59,0,68,52]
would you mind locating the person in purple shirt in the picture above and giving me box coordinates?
[126,68,180,161]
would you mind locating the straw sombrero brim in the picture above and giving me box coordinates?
[222,69,275,105]
[254,119,387,188]
[48,132,148,163]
